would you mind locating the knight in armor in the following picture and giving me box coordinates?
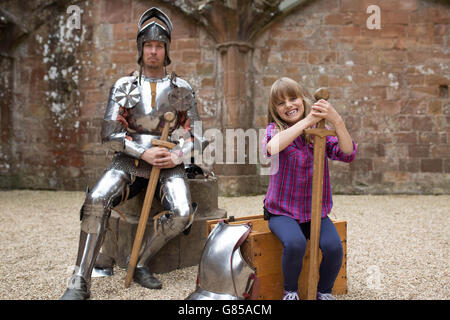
[61,7,208,300]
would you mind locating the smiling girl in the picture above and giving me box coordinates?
[262,77,358,300]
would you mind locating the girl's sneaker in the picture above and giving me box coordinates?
[282,290,299,300]
[316,292,336,300]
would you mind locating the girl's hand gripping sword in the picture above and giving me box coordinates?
[125,112,176,288]
[304,88,337,300]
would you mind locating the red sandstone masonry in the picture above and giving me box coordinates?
[253,0,449,193]
[1,0,448,194]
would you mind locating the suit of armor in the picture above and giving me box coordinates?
[61,7,207,299]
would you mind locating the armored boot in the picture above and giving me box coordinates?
[60,275,90,300]
[133,266,162,289]
[59,227,106,300]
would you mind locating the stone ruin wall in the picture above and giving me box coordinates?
[0,0,449,195]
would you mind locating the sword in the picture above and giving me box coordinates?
[125,111,176,288]
[304,88,336,300]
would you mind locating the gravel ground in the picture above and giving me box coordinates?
[0,190,448,300]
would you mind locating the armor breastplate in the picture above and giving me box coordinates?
[127,76,176,136]
[106,74,195,151]
[186,221,256,300]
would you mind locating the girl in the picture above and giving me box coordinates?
[262,77,357,300]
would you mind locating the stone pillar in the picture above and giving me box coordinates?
[217,42,254,129]
[213,41,263,195]
[192,1,263,195]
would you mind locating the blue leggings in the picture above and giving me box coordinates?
[268,214,343,293]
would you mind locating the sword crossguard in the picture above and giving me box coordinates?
[152,140,176,149]
[305,128,336,138]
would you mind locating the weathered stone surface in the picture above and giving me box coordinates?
[0,0,449,195]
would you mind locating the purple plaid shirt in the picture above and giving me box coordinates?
[262,122,358,223]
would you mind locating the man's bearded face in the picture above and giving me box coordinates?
[142,40,165,69]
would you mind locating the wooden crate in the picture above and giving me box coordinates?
[206,214,347,300]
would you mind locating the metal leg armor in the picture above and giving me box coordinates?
[137,166,195,268]
[61,169,132,299]
[62,165,195,299]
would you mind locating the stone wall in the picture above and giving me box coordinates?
[252,0,449,194]
[0,0,449,195]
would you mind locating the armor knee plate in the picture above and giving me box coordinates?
[158,171,195,233]
[80,203,108,234]
[156,202,196,236]
[80,169,131,233]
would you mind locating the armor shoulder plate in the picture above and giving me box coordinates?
[172,76,193,91]
[113,76,136,89]
[169,76,195,112]
[112,76,140,109]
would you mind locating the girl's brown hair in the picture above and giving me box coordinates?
[268,77,313,143]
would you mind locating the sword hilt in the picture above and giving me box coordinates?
[313,88,329,129]
[306,88,336,137]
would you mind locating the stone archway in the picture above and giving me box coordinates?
[0,0,81,188]
[0,7,28,187]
